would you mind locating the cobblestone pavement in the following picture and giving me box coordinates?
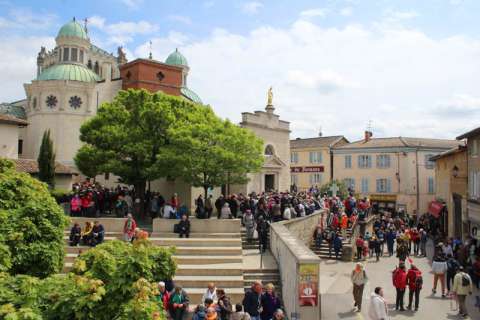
[320,241,480,320]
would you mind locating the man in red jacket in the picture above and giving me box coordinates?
[393,262,407,311]
[406,264,422,311]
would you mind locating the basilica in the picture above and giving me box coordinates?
[0,18,291,207]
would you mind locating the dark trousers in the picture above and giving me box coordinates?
[388,243,394,256]
[396,288,405,310]
[447,272,455,292]
[171,308,185,320]
[206,208,213,218]
[70,235,81,246]
[179,231,189,238]
[259,236,268,252]
[408,288,420,310]
[356,246,363,260]
[413,241,420,255]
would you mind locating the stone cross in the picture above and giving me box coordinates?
[329,183,339,197]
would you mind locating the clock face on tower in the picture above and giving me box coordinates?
[69,96,82,109]
[46,95,58,108]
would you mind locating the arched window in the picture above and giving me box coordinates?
[87,60,92,69]
[264,144,275,156]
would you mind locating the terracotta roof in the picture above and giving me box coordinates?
[290,136,347,148]
[457,126,480,140]
[335,136,460,150]
[12,158,75,175]
[430,144,467,161]
[0,113,28,126]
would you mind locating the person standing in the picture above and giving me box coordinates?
[452,266,473,317]
[406,264,422,311]
[123,214,137,242]
[243,281,263,320]
[243,210,256,244]
[257,216,268,253]
[333,232,343,260]
[431,253,448,297]
[368,287,389,320]
[356,236,364,261]
[260,283,282,320]
[340,212,348,239]
[386,228,396,257]
[392,262,407,311]
[169,285,189,320]
[419,229,428,257]
[351,263,368,312]
[446,253,460,294]
[216,289,233,320]
[205,195,214,219]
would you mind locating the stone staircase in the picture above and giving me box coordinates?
[240,226,270,250]
[309,227,352,260]
[64,218,246,306]
[243,268,281,295]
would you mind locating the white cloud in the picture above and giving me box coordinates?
[121,0,143,9]
[242,1,263,15]
[87,16,159,45]
[340,7,353,17]
[129,19,480,140]
[168,15,192,25]
[0,7,57,30]
[300,8,328,18]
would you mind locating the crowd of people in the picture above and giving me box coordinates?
[155,280,284,320]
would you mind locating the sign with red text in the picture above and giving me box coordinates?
[290,166,324,173]
[298,264,319,306]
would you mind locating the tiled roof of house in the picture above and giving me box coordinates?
[430,144,467,161]
[290,136,347,148]
[457,126,480,140]
[335,136,460,150]
[0,113,28,125]
[13,158,75,175]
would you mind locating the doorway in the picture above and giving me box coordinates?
[453,193,462,238]
[265,174,275,192]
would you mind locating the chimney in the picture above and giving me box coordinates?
[364,130,373,142]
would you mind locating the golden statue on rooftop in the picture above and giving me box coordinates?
[267,86,273,106]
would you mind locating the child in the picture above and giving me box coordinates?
[230,304,251,320]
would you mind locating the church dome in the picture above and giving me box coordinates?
[165,48,189,67]
[37,63,100,82]
[181,87,202,104]
[57,20,88,40]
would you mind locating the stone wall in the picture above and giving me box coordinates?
[270,212,323,319]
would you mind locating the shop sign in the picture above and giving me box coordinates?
[291,166,324,173]
[298,264,319,306]
[370,194,397,202]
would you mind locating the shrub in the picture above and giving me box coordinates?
[0,158,67,278]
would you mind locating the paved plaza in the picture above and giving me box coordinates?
[320,241,480,320]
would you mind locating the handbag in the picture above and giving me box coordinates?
[253,229,259,239]
[173,223,180,234]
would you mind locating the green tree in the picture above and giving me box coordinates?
[319,179,349,199]
[37,129,56,188]
[74,144,105,179]
[0,158,67,278]
[169,113,264,198]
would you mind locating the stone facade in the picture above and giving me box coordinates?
[431,146,468,238]
[332,134,461,216]
[457,127,480,240]
[290,136,349,190]
[235,97,291,194]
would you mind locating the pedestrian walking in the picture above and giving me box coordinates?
[243,281,263,320]
[406,264,422,311]
[356,236,364,261]
[392,262,407,311]
[431,253,448,297]
[368,287,389,320]
[419,229,428,257]
[351,263,368,312]
[452,266,473,317]
[333,232,343,260]
[446,253,460,294]
[386,228,396,257]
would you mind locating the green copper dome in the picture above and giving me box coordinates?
[57,20,88,40]
[181,87,202,104]
[165,48,189,67]
[37,63,100,82]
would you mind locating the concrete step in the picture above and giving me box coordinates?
[65,245,90,254]
[63,262,73,273]
[173,246,242,256]
[175,264,243,276]
[173,255,242,264]
[151,232,241,238]
[183,288,245,305]
[243,273,280,280]
[63,236,118,244]
[173,275,244,288]
[150,238,241,247]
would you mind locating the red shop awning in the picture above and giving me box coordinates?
[428,201,444,218]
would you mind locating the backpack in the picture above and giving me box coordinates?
[461,273,471,287]
[414,271,423,289]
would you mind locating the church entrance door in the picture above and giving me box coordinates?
[265,174,275,192]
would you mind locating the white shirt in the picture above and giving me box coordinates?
[283,208,292,220]
[163,205,175,219]
[202,288,218,303]
[368,293,389,320]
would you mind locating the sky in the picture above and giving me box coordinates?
[1,0,480,141]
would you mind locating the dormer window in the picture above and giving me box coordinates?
[71,48,78,61]
[265,144,275,156]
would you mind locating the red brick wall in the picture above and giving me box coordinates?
[120,59,183,96]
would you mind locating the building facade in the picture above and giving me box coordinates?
[290,136,349,190]
[0,114,28,159]
[332,132,460,216]
[457,127,480,240]
[234,90,291,194]
[431,146,468,238]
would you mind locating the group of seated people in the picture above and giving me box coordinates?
[69,214,148,247]
[69,221,105,247]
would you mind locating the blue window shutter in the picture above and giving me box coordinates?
[387,179,392,193]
